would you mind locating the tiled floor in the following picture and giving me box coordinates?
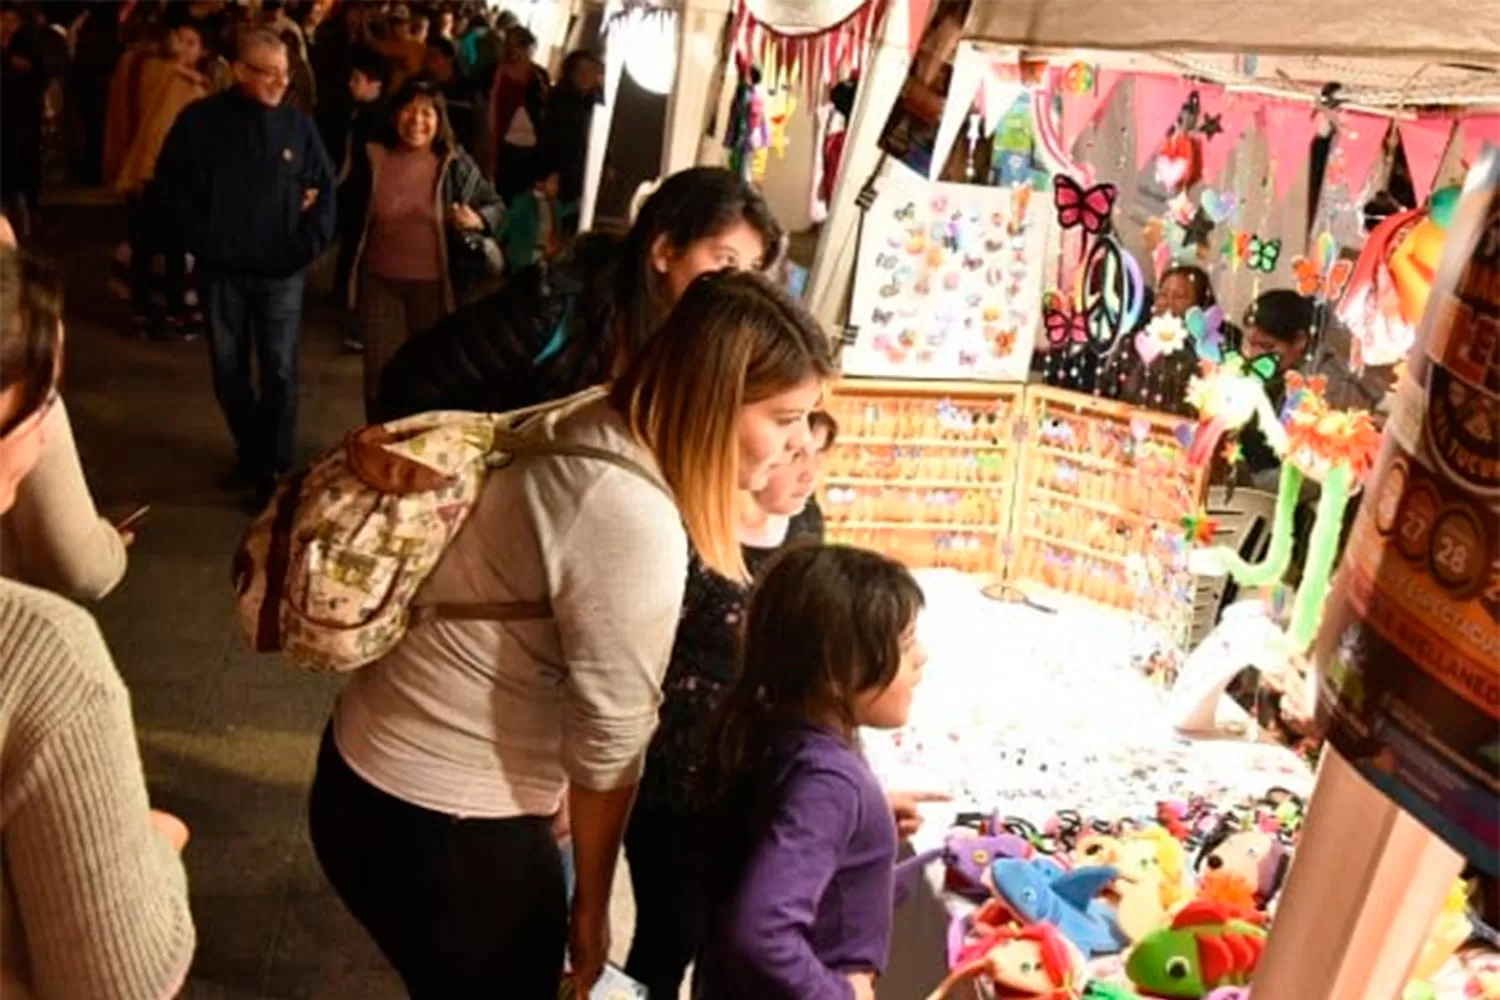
[28,203,645,998]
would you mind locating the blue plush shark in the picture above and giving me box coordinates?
[989,857,1131,957]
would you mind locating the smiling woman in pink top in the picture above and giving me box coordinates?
[344,78,504,420]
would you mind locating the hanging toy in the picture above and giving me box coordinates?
[1338,185,1458,368]
[766,81,797,160]
[724,57,770,185]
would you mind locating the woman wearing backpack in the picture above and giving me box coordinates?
[370,165,782,423]
[307,269,834,997]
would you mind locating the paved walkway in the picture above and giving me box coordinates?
[28,203,641,998]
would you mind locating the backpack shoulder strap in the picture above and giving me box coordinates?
[415,429,673,627]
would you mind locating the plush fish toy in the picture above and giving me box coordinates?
[1125,902,1267,998]
[989,858,1129,957]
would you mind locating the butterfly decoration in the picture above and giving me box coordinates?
[1222,229,1252,270]
[879,280,900,298]
[1290,233,1353,300]
[1248,235,1281,273]
[963,254,984,271]
[990,327,1018,355]
[984,238,1006,253]
[1044,305,1090,348]
[894,202,917,222]
[1185,304,1226,361]
[875,253,897,270]
[1181,510,1219,545]
[871,308,894,326]
[1053,175,1118,234]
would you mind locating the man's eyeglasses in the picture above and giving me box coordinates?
[242,62,290,83]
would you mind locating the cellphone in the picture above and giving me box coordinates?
[115,505,151,532]
[557,965,648,1000]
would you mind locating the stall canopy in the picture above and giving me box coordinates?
[963,0,1500,64]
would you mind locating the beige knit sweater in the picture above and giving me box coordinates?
[0,401,129,602]
[0,578,195,999]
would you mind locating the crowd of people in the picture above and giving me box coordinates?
[0,5,948,999]
[1,0,606,502]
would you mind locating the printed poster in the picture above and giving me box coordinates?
[844,164,1048,382]
[1314,153,1500,874]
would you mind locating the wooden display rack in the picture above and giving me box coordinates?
[822,380,1023,575]
[1010,385,1209,621]
[822,379,1208,627]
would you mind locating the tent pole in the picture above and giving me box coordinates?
[1250,749,1464,1000]
[662,0,733,175]
[805,0,914,332]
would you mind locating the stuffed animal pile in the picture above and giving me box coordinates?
[907,790,1488,999]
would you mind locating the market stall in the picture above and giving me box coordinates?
[790,4,1500,996]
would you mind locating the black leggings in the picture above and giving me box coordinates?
[623,802,710,1000]
[307,728,567,999]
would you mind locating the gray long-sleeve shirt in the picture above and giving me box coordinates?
[333,395,688,817]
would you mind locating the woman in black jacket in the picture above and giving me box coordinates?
[343,78,504,418]
[371,166,783,423]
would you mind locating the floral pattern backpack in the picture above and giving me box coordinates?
[232,388,661,672]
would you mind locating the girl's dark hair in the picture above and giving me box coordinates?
[0,246,63,436]
[613,166,782,364]
[380,78,457,156]
[699,545,924,805]
[1159,264,1217,309]
[1244,289,1315,344]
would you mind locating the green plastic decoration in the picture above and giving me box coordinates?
[1207,464,1303,586]
[1287,463,1354,650]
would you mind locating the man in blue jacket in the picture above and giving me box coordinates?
[155,27,336,504]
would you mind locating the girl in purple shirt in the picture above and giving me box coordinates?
[696,545,927,1000]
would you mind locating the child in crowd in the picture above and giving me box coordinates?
[499,171,576,273]
[696,544,927,1000]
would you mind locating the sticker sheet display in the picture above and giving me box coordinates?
[845,165,1049,381]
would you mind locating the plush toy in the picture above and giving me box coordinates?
[924,922,1089,1000]
[1411,879,1472,981]
[894,817,1035,906]
[1075,827,1188,942]
[1193,870,1263,923]
[990,858,1130,957]
[1194,828,1290,910]
[1125,902,1267,999]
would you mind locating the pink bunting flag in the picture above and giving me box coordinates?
[1461,115,1500,168]
[1262,101,1320,204]
[1329,112,1390,195]
[1198,92,1258,183]
[1399,117,1456,204]
[1133,74,1190,170]
[1061,69,1124,153]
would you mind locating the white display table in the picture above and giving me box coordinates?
[869,571,1315,998]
